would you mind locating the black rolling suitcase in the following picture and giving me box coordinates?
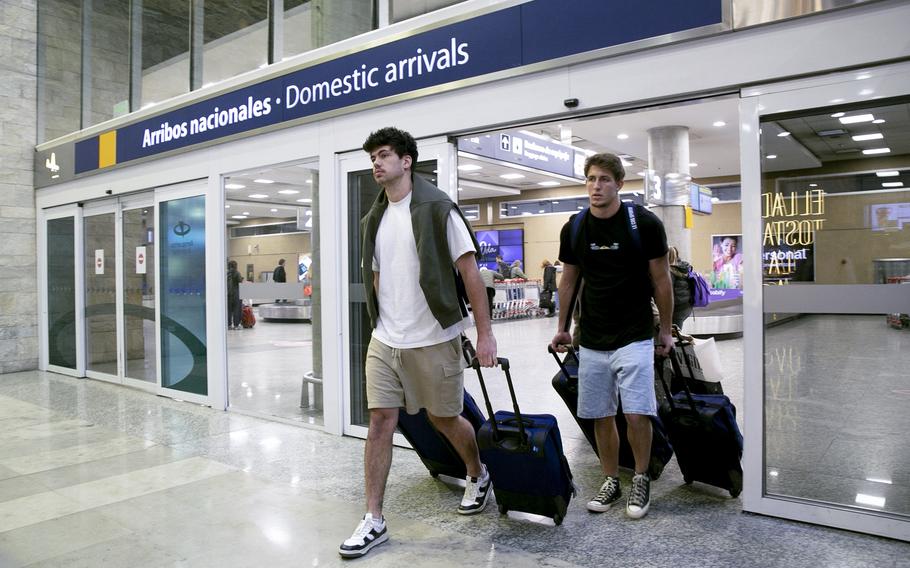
[472,356,575,525]
[397,391,485,480]
[549,346,673,480]
[657,350,744,497]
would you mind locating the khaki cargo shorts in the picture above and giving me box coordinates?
[365,335,465,417]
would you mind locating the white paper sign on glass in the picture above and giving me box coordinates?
[95,249,104,275]
[136,246,147,274]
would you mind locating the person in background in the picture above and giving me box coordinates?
[495,254,510,278]
[227,260,243,330]
[478,265,498,318]
[509,259,528,279]
[668,246,693,329]
[273,258,288,303]
[540,259,558,317]
[550,152,672,521]
[339,126,498,559]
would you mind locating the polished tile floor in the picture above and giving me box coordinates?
[1,316,908,566]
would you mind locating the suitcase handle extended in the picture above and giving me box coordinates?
[547,344,579,380]
[469,355,528,449]
[656,348,699,414]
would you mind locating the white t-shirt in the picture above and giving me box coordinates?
[372,192,476,348]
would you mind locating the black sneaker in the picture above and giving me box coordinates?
[338,513,388,558]
[587,475,621,513]
[626,473,651,519]
[458,465,492,515]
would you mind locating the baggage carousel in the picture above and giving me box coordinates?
[683,298,800,336]
[257,300,312,321]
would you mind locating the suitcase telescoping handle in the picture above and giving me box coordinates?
[547,344,578,379]
[464,342,527,447]
[656,348,699,413]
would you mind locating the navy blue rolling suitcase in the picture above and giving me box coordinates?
[472,356,575,525]
[397,390,485,480]
[549,346,673,480]
[657,350,743,497]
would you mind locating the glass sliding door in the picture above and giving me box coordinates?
[158,189,208,399]
[83,206,119,380]
[339,138,456,436]
[46,214,79,374]
[741,62,910,540]
[122,203,157,384]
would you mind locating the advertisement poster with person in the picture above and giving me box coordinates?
[711,234,743,299]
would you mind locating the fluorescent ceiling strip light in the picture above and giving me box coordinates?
[839,114,875,124]
[876,171,899,177]
[852,133,883,141]
[862,148,890,155]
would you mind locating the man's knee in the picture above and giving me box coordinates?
[427,413,460,433]
[625,413,651,429]
[369,408,399,437]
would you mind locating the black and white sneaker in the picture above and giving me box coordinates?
[626,473,651,519]
[587,475,622,513]
[338,513,388,558]
[458,465,492,515]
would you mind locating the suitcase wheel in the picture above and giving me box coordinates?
[553,513,563,526]
[498,504,508,515]
[683,476,693,485]
[729,487,741,498]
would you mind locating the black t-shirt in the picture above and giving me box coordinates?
[558,205,668,350]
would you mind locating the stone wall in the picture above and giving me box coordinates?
[0,0,39,373]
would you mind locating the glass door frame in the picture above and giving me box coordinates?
[154,180,214,406]
[82,199,122,384]
[39,204,85,378]
[739,61,910,540]
[338,136,457,439]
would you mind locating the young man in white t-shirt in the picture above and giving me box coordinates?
[339,127,498,559]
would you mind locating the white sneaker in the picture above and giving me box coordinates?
[458,465,492,515]
[338,513,388,558]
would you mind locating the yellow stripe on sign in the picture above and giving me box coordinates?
[684,205,693,228]
[98,131,117,168]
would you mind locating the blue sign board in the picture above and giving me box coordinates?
[63,0,723,178]
[458,131,584,179]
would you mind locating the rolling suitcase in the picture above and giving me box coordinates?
[472,356,575,525]
[549,346,673,480]
[397,390,486,480]
[657,350,743,497]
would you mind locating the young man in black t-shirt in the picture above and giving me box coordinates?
[550,153,673,520]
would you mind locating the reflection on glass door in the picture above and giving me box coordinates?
[159,194,207,396]
[122,206,156,383]
[47,216,77,370]
[84,211,118,378]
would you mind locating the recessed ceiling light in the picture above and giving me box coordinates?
[689,163,698,168]
[617,133,629,140]
[457,187,463,192]
[224,183,245,189]
[458,164,482,171]
[859,89,874,96]
[538,209,545,213]
[500,173,525,180]
[538,181,560,187]
[248,194,268,199]
[862,147,890,155]
[882,182,903,188]
[876,171,899,177]
[551,201,560,205]
[766,154,778,159]
[872,119,885,124]
[830,112,845,118]
[777,131,791,137]
[242,212,250,215]
[839,114,875,124]
[296,198,312,203]
[277,189,300,195]
[852,133,883,141]
[225,205,230,209]
[253,178,274,184]
[231,215,247,219]
[713,121,726,127]
[305,179,313,184]
[809,183,818,187]
[270,208,278,212]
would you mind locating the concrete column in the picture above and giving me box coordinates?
[0,0,39,373]
[646,125,691,260]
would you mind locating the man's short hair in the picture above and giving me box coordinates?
[278,258,285,265]
[363,127,419,164]
[584,153,625,182]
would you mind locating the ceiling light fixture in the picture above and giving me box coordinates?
[242,211,250,215]
[500,173,525,180]
[296,198,312,203]
[862,147,891,155]
[457,164,483,171]
[305,179,313,184]
[224,183,245,189]
[830,112,845,118]
[876,171,899,177]
[766,154,778,159]
[231,215,247,219]
[712,121,726,127]
[225,205,230,209]
[882,182,903,188]
[872,119,885,124]
[689,163,698,168]
[839,114,875,124]
[538,181,560,186]
[809,183,818,187]
[617,133,629,140]
[270,208,278,212]
[253,178,275,184]
[777,131,791,137]
[277,189,300,195]
[852,133,883,141]
[248,194,269,199]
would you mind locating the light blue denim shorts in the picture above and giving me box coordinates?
[577,339,657,419]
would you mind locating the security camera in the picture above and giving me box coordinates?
[105,189,113,195]
[564,98,579,108]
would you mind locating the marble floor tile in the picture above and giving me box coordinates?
[0,435,156,475]
[0,490,84,533]
[0,476,51,504]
